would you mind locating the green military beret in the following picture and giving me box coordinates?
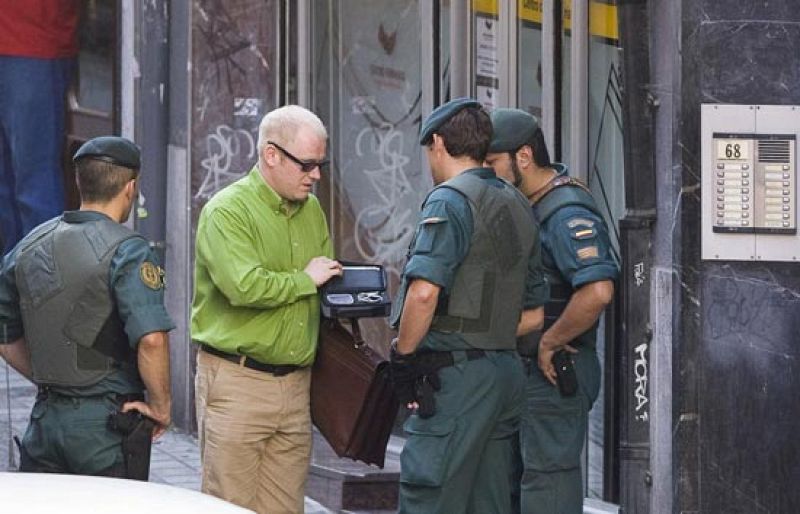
[73,136,141,170]
[488,108,540,153]
[419,97,482,145]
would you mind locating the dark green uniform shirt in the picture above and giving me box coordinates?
[403,168,549,351]
[0,211,175,396]
[539,164,618,290]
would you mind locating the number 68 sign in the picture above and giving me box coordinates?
[716,139,751,160]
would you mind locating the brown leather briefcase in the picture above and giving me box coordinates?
[311,318,398,468]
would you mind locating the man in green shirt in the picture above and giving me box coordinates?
[192,105,342,514]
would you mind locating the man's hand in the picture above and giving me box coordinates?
[121,401,171,440]
[390,341,419,410]
[304,256,343,286]
[537,337,577,386]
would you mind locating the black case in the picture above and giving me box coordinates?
[321,264,391,319]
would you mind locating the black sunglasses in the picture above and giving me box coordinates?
[267,140,329,173]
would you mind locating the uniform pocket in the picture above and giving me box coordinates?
[446,265,484,319]
[522,396,586,472]
[400,416,457,487]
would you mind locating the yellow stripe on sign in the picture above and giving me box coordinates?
[590,2,619,41]
[513,1,618,42]
[518,0,543,24]
[473,0,498,16]
[474,0,617,41]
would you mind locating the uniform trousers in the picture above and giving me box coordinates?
[19,392,127,476]
[0,56,71,255]
[399,350,525,514]
[518,345,601,514]
[195,350,312,514]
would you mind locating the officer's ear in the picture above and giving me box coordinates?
[515,145,534,169]
[123,177,138,201]
[430,134,445,153]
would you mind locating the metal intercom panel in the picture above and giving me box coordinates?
[702,104,800,261]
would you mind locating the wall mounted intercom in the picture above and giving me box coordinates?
[701,104,800,261]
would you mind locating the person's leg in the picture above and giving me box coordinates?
[256,368,312,514]
[5,56,69,243]
[196,351,282,512]
[399,352,521,514]
[467,352,526,514]
[519,347,601,514]
[18,397,66,473]
[61,396,124,475]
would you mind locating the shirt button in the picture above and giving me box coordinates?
[299,321,304,327]
[293,242,298,247]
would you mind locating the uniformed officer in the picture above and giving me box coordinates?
[389,98,549,514]
[0,136,174,479]
[485,109,618,514]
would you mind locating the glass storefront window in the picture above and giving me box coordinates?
[190,0,280,208]
[517,0,544,117]
[76,0,115,113]
[310,0,425,345]
[472,0,501,110]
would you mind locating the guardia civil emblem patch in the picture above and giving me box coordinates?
[140,262,164,290]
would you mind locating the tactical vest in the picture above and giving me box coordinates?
[392,172,536,350]
[15,216,139,387]
[532,171,604,345]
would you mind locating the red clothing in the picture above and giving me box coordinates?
[0,1,80,59]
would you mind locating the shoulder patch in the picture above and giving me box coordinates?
[567,218,595,228]
[140,262,165,290]
[572,228,597,240]
[576,246,599,260]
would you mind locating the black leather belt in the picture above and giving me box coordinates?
[199,344,303,377]
[36,387,144,404]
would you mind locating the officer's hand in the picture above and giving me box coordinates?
[122,401,171,440]
[537,339,577,387]
[304,257,343,286]
[389,343,419,410]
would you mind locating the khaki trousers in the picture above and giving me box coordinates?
[195,350,312,514]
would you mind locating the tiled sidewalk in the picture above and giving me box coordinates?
[0,363,333,514]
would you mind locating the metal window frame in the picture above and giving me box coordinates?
[570,0,589,181]
[542,0,557,152]
[297,0,311,107]
[450,1,470,99]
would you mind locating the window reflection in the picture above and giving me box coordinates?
[76,0,114,113]
[517,2,544,117]
[471,0,500,110]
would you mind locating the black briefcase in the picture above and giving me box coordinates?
[320,264,390,319]
[311,318,398,468]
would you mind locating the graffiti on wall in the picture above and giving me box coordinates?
[195,124,256,200]
[351,122,417,281]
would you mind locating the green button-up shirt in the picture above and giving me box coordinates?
[191,167,334,366]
